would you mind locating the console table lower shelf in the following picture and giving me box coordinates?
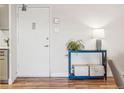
[69,64,105,80]
[69,74,104,79]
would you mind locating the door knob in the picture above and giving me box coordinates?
[44,45,49,47]
[46,37,49,40]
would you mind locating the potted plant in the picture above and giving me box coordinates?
[66,40,85,50]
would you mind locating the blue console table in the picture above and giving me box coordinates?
[68,50,107,80]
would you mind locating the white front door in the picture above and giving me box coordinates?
[17,7,50,77]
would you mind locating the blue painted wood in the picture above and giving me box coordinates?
[68,51,71,75]
[69,75,104,79]
[68,49,107,80]
[68,50,106,53]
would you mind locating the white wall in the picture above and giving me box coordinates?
[50,4,124,76]
[15,4,124,78]
[9,4,17,84]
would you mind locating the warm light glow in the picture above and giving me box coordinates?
[92,29,105,39]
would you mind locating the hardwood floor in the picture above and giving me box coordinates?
[0,77,117,89]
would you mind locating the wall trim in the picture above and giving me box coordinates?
[8,75,17,85]
[51,73,68,77]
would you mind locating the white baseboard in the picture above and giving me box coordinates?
[17,74,49,77]
[9,75,17,85]
[17,73,112,78]
[8,79,13,85]
[51,73,68,77]
[17,73,68,77]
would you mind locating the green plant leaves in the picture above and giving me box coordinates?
[66,40,85,50]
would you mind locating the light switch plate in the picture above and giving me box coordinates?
[54,18,60,24]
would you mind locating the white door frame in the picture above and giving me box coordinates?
[16,5,52,77]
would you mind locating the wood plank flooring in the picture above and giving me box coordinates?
[0,77,117,89]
